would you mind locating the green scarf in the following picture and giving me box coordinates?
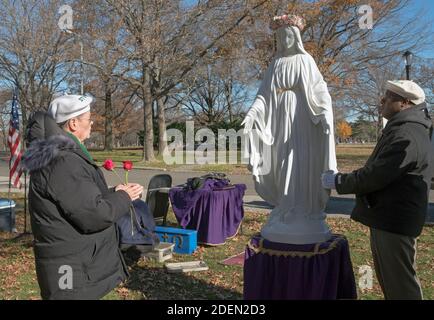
[66,132,94,163]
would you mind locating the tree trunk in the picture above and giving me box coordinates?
[143,69,155,162]
[376,106,383,142]
[0,108,8,150]
[104,85,114,151]
[18,91,28,134]
[19,92,29,149]
[157,97,167,155]
[225,82,233,123]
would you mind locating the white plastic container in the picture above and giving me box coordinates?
[0,199,16,232]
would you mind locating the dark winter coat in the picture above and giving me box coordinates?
[335,103,433,237]
[22,112,131,300]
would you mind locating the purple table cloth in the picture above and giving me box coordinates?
[169,179,246,245]
[244,234,357,300]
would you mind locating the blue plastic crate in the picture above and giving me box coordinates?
[154,226,197,254]
[0,199,16,232]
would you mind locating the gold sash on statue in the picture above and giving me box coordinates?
[276,87,293,95]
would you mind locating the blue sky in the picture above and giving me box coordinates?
[409,0,434,19]
[406,0,434,58]
[184,0,434,58]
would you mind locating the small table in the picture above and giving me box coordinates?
[243,234,357,300]
[169,181,246,245]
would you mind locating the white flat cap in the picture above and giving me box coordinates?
[48,94,93,123]
[385,80,425,105]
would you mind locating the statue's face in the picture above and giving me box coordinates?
[276,27,295,51]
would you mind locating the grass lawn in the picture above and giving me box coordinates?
[90,149,250,174]
[89,143,375,174]
[1,192,433,300]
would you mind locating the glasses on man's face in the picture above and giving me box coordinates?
[383,91,405,102]
[77,117,93,124]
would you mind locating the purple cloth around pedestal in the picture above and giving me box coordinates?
[243,234,357,300]
[169,179,246,245]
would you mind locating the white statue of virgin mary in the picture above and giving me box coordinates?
[242,15,337,244]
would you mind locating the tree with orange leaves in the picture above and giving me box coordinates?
[336,120,352,141]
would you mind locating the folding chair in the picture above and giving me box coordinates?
[145,174,172,226]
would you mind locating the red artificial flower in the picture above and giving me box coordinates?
[123,161,133,171]
[103,159,115,171]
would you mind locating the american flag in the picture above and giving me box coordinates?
[7,91,23,189]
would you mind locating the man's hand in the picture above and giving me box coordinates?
[116,183,144,201]
[321,171,337,189]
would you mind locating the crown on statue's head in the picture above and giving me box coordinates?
[270,14,306,31]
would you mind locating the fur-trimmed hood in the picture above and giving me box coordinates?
[22,134,76,172]
[22,112,79,173]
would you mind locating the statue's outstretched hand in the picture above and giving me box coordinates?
[241,115,254,134]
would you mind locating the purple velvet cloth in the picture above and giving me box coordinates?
[244,234,357,300]
[169,179,246,245]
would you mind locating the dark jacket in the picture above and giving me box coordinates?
[22,112,131,300]
[335,103,433,237]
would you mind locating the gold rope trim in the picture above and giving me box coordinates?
[247,235,346,258]
[276,87,293,95]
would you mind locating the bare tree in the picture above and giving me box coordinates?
[0,90,13,150]
[71,0,135,151]
[416,56,434,107]
[106,0,270,161]
[0,0,73,127]
[174,60,252,126]
[337,56,403,139]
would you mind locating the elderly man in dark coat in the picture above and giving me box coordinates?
[322,80,432,300]
[23,94,143,300]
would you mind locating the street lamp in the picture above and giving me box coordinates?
[403,50,413,80]
[64,29,84,95]
[79,40,84,95]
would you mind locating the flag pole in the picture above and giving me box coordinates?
[8,147,12,217]
[22,140,29,234]
[19,95,30,236]
[8,92,12,233]
[7,152,18,237]
[8,89,14,199]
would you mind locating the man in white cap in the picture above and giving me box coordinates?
[322,80,432,300]
[22,94,144,299]
[48,94,94,142]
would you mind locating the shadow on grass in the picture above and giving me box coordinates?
[121,247,243,300]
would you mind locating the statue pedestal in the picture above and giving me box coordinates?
[261,213,332,245]
[243,234,357,300]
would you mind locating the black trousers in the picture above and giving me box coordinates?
[370,227,423,300]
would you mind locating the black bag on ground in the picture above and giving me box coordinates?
[116,199,160,253]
